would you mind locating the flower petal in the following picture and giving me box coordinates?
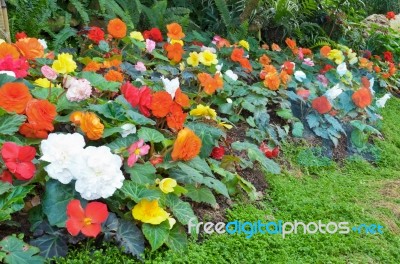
[66,199,85,219]
[85,202,109,223]
[1,142,19,161]
[18,146,36,161]
[66,218,83,236]
[14,162,35,180]
[81,223,102,237]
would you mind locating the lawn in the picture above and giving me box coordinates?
[57,97,400,263]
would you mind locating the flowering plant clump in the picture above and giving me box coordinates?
[0,17,395,261]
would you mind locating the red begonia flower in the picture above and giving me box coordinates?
[1,142,36,180]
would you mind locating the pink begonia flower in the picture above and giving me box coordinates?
[317,74,329,87]
[297,48,304,60]
[212,35,222,44]
[302,58,315,67]
[146,39,156,53]
[41,65,58,80]
[135,62,146,72]
[64,75,92,102]
[127,139,150,167]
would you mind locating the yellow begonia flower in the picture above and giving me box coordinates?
[347,50,358,65]
[190,104,217,120]
[0,39,5,44]
[132,199,169,225]
[34,78,51,88]
[158,178,177,194]
[52,53,77,74]
[170,39,184,46]
[239,40,250,51]
[218,121,233,129]
[168,217,176,229]
[327,49,345,65]
[186,52,200,67]
[130,31,144,41]
[199,50,218,66]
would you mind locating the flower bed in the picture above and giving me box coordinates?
[0,18,396,262]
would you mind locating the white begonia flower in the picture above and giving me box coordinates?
[336,62,348,77]
[325,84,343,100]
[120,124,137,138]
[65,76,92,102]
[39,133,86,184]
[38,39,48,49]
[71,146,124,200]
[294,71,307,82]
[369,78,375,95]
[200,46,217,53]
[0,71,16,77]
[225,70,238,81]
[215,64,223,73]
[226,98,233,104]
[376,93,392,108]
[161,76,180,99]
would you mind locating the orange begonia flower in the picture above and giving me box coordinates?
[151,91,173,118]
[171,127,202,161]
[107,18,127,39]
[166,103,187,131]
[102,58,122,69]
[231,48,244,62]
[70,111,83,125]
[25,99,57,131]
[302,48,312,55]
[239,58,252,72]
[79,112,104,140]
[374,66,381,73]
[285,38,297,50]
[312,96,332,114]
[167,23,185,40]
[320,46,331,57]
[359,58,373,71]
[174,88,190,108]
[216,38,231,48]
[104,70,124,82]
[361,77,370,89]
[19,123,49,139]
[15,38,44,60]
[83,61,102,72]
[263,73,281,91]
[197,73,223,95]
[279,70,291,85]
[0,43,20,59]
[352,88,372,108]
[263,65,278,75]
[271,43,281,51]
[165,43,184,63]
[259,54,271,66]
[0,82,32,114]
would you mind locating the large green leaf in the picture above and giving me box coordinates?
[119,181,162,203]
[185,185,217,206]
[106,134,138,152]
[124,162,157,185]
[0,236,44,264]
[165,195,197,225]
[0,185,33,222]
[0,114,26,135]
[186,157,214,177]
[137,127,165,143]
[88,102,127,121]
[42,180,76,227]
[0,182,12,195]
[232,142,280,174]
[142,221,170,251]
[126,110,156,125]
[115,220,145,258]
[165,225,188,251]
[30,234,68,258]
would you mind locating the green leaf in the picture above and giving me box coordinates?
[0,114,26,135]
[126,110,156,125]
[0,182,12,195]
[30,234,68,258]
[202,177,229,198]
[142,221,170,251]
[88,102,127,121]
[185,185,217,206]
[42,180,76,227]
[186,157,214,177]
[152,51,170,62]
[124,162,157,185]
[165,225,188,251]
[102,127,123,138]
[351,129,367,148]
[232,142,280,174]
[165,195,197,225]
[0,185,33,222]
[0,236,45,264]
[186,123,225,158]
[277,108,293,120]
[137,127,165,143]
[106,134,138,153]
[119,181,162,203]
[115,220,145,258]
[306,114,320,129]
[80,72,120,92]
[292,122,304,138]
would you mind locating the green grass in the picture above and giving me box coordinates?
[57,98,400,264]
